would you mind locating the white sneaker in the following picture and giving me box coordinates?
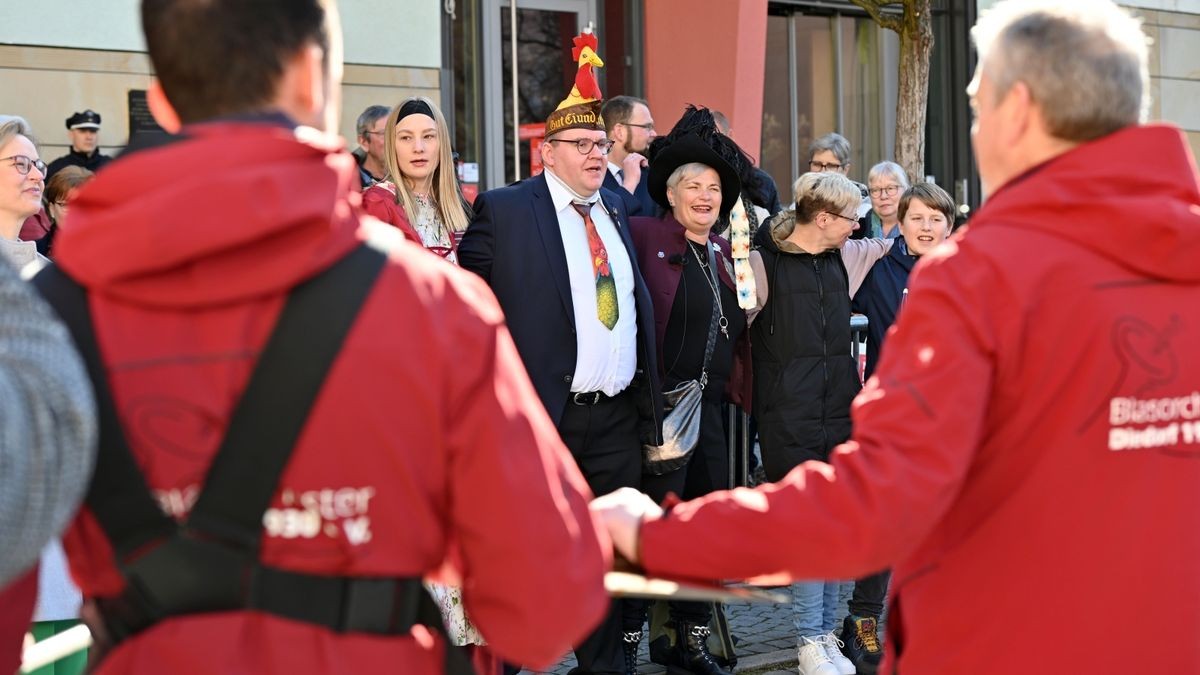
[821,632,857,674]
[797,636,840,675]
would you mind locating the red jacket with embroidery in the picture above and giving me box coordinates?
[639,124,1200,673]
[54,120,610,674]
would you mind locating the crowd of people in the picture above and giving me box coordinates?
[1,1,1197,675]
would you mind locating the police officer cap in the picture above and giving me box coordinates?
[66,110,101,130]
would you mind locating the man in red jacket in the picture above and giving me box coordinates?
[43,1,610,673]
[594,1,1200,673]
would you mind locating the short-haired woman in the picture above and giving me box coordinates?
[748,171,892,675]
[860,161,911,239]
[0,117,49,271]
[623,119,759,675]
[361,97,470,264]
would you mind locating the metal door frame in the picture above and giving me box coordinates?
[481,0,595,188]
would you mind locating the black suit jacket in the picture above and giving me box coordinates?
[602,167,659,218]
[459,173,664,446]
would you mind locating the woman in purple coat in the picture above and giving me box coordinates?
[621,127,758,675]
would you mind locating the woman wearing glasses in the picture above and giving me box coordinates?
[749,171,892,675]
[361,97,470,265]
[861,161,910,239]
[0,118,49,270]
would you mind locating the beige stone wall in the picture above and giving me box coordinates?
[1127,6,1200,165]
[0,45,438,160]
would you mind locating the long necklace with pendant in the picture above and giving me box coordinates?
[690,241,729,338]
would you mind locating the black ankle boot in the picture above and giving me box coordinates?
[667,622,733,675]
[622,630,642,675]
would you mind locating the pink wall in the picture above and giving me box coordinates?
[642,0,768,164]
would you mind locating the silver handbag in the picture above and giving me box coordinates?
[643,379,704,475]
[643,241,723,476]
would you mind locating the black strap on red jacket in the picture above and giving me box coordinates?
[34,245,472,674]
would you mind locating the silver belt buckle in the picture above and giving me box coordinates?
[572,391,602,406]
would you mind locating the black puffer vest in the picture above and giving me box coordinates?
[751,219,861,481]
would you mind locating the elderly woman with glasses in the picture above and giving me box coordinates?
[860,161,911,239]
[807,133,871,224]
[0,117,49,270]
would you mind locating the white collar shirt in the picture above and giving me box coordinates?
[543,169,638,396]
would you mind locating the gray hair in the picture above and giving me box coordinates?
[792,171,861,224]
[867,161,910,189]
[0,116,34,150]
[355,105,390,138]
[969,0,1148,142]
[808,133,851,165]
[666,162,712,192]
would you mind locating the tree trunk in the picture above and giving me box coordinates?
[895,0,933,183]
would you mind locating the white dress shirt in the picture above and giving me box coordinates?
[607,161,623,181]
[543,169,638,396]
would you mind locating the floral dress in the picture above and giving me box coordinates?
[426,582,485,645]
[419,189,478,644]
[410,192,459,266]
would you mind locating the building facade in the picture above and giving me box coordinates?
[2,1,1196,215]
[0,1,440,164]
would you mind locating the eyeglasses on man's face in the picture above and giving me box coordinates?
[869,184,902,198]
[547,138,616,155]
[823,211,858,225]
[809,160,843,172]
[622,121,655,132]
[2,155,47,176]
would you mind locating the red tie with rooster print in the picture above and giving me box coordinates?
[571,201,619,330]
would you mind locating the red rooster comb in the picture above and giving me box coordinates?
[571,31,599,61]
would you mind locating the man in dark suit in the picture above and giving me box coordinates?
[600,96,659,217]
[459,94,662,674]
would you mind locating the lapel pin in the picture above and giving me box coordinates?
[657,251,665,258]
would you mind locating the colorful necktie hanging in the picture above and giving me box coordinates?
[571,201,619,330]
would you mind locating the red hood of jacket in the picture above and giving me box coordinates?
[974,124,1200,282]
[55,122,362,307]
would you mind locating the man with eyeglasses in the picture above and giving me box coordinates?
[353,104,389,189]
[600,96,658,216]
[593,2,1200,673]
[461,74,663,675]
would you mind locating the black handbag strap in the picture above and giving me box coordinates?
[698,241,721,389]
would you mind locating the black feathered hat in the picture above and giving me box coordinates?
[647,132,742,219]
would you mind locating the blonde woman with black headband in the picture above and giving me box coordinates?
[361,97,471,265]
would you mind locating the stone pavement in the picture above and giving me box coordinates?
[521,582,830,675]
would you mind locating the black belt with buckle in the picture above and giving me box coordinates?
[571,391,612,406]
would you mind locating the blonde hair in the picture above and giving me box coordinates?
[382,96,471,232]
[771,171,862,239]
[665,162,712,192]
[793,172,860,222]
[0,116,35,151]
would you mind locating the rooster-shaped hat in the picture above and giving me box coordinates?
[544,29,606,136]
